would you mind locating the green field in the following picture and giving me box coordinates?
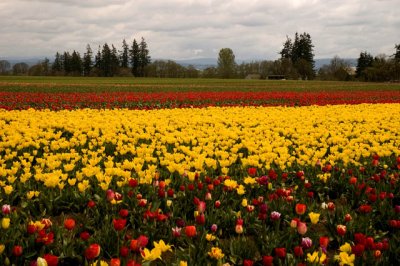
[1,76,400,92]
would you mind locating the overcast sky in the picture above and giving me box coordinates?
[1,0,399,61]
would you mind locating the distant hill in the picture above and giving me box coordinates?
[174,58,357,70]
[2,56,49,66]
[174,58,217,70]
[314,58,357,69]
[2,56,357,70]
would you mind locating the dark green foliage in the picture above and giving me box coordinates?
[217,48,237,78]
[279,32,315,80]
[356,51,373,79]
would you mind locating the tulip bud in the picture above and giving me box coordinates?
[12,245,23,257]
[337,225,347,236]
[270,211,281,221]
[106,189,115,201]
[344,213,352,222]
[301,237,312,249]
[1,218,10,229]
[211,224,218,232]
[235,224,243,234]
[297,222,307,235]
[1,204,11,215]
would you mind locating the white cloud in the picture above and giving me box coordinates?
[1,0,399,60]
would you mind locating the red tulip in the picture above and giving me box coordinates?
[243,259,254,266]
[80,231,91,241]
[198,201,206,213]
[27,223,37,234]
[359,205,372,213]
[43,254,58,266]
[85,244,101,260]
[337,225,347,236]
[110,258,121,266]
[41,218,52,229]
[120,246,129,257]
[248,167,257,176]
[262,255,274,266]
[352,244,365,257]
[185,225,197,237]
[275,247,286,259]
[195,213,205,225]
[12,245,23,257]
[106,189,115,201]
[294,246,303,257]
[295,203,306,215]
[64,218,76,231]
[119,209,129,218]
[129,178,138,188]
[319,236,329,249]
[113,218,127,231]
[87,200,96,208]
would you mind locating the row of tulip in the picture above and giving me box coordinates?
[0,104,399,265]
[1,90,400,110]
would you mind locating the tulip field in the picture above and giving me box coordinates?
[0,77,400,266]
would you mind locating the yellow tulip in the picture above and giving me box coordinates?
[1,218,10,229]
[309,212,321,224]
[307,251,327,265]
[0,244,5,254]
[208,247,225,260]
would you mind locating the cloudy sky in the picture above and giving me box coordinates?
[1,0,399,61]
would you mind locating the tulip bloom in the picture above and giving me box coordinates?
[301,237,313,249]
[295,203,306,215]
[270,211,281,221]
[275,247,286,259]
[113,218,127,231]
[208,247,225,260]
[1,218,10,229]
[43,254,58,266]
[1,204,11,215]
[262,255,274,266]
[337,225,347,236]
[308,212,320,224]
[319,236,329,250]
[294,246,304,257]
[12,245,23,257]
[64,218,76,230]
[185,225,197,237]
[85,244,101,260]
[297,222,307,235]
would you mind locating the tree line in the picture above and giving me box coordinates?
[0,34,399,81]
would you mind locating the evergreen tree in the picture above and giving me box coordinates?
[101,43,112,77]
[111,45,120,76]
[62,52,72,74]
[52,52,63,74]
[356,51,373,79]
[139,37,151,77]
[394,44,400,60]
[279,32,315,79]
[130,39,140,76]
[94,45,102,69]
[280,36,293,60]
[120,39,129,68]
[70,50,82,76]
[83,44,93,76]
